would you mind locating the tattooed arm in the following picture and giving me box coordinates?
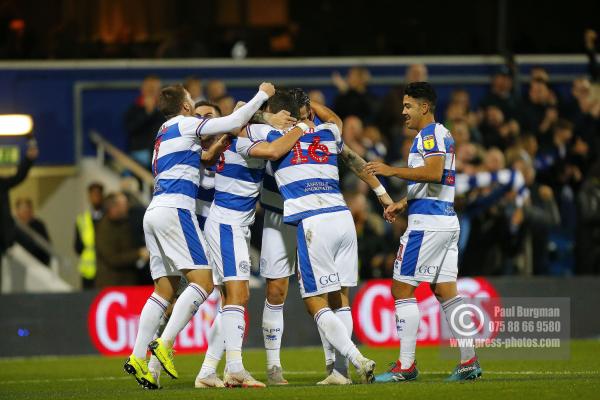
[339,145,393,208]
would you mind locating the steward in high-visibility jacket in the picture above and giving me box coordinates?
[75,209,102,289]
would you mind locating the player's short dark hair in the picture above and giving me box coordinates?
[267,90,301,119]
[194,100,222,117]
[158,84,187,118]
[404,81,437,112]
[288,88,310,110]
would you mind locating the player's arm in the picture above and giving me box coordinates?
[365,155,445,183]
[310,101,343,131]
[339,145,393,207]
[247,123,309,161]
[201,134,230,167]
[384,197,408,222]
[195,83,275,136]
[250,109,297,130]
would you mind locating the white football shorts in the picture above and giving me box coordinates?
[143,206,211,281]
[393,229,459,286]
[204,216,252,285]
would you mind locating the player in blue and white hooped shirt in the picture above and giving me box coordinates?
[240,92,379,385]
[200,92,304,388]
[365,82,482,383]
[126,82,275,390]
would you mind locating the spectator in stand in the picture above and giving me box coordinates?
[479,105,520,150]
[341,115,366,157]
[205,79,227,102]
[13,197,51,265]
[308,89,326,105]
[479,66,522,122]
[74,182,104,289]
[405,63,428,83]
[523,78,559,137]
[332,66,378,121]
[345,191,387,280]
[0,138,38,262]
[95,192,149,288]
[124,75,164,168]
[183,75,205,103]
[215,94,235,116]
[576,161,600,274]
[585,29,599,82]
[363,125,387,162]
[445,89,483,144]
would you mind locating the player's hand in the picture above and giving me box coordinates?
[259,82,276,97]
[384,199,407,223]
[138,247,150,262]
[265,110,297,130]
[365,161,396,177]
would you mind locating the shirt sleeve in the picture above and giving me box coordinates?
[420,125,446,158]
[235,136,264,157]
[325,123,344,153]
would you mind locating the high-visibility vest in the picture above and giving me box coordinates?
[76,211,96,280]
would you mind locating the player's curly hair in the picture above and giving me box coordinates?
[404,81,437,112]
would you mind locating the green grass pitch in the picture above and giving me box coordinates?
[1,340,599,400]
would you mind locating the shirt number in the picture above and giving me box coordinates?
[291,136,330,165]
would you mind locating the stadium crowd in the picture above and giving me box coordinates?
[5,34,599,289]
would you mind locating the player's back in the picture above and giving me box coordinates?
[271,122,347,225]
[149,115,203,212]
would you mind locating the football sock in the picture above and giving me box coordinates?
[132,293,170,359]
[441,296,477,363]
[222,305,246,373]
[333,307,353,377]
[161,283,208,343]
[395,298,419,369]
[314,308,363,369]
[198,309,225,379]
[262,301,285,369]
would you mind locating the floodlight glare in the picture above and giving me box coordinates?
[0,114,34,136]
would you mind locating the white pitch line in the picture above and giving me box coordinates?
[0,370,598,385]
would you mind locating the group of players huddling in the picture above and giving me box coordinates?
[123,80,483,389]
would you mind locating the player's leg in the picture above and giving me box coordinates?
[297,213,375,384]
[375,230,422,383]
[149,209,213,379]
[212,222,264,388]
[330,219,359,379]
[263,277,289,384]
[196,285,226,388]
[260,209,296,385]
[125,208,177,389]
[304,294,375,384]
[429,231,482,381]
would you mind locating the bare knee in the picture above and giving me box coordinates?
[391,280,416,300]
[266,278,289,305]
[224,281,250,307]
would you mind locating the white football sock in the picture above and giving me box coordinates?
[161,283,208,343]
[222,305,246,373]
[262,301,284,369]
[333,307,352,377]
[132,293,169,359]
[314,308,363,369]
[317,325,335,367]
[198,309,225,379]
[441,296,477,363]
[395,298,419,369]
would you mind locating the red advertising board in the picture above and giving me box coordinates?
[352,277,499,346]
[88,286,220,355]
